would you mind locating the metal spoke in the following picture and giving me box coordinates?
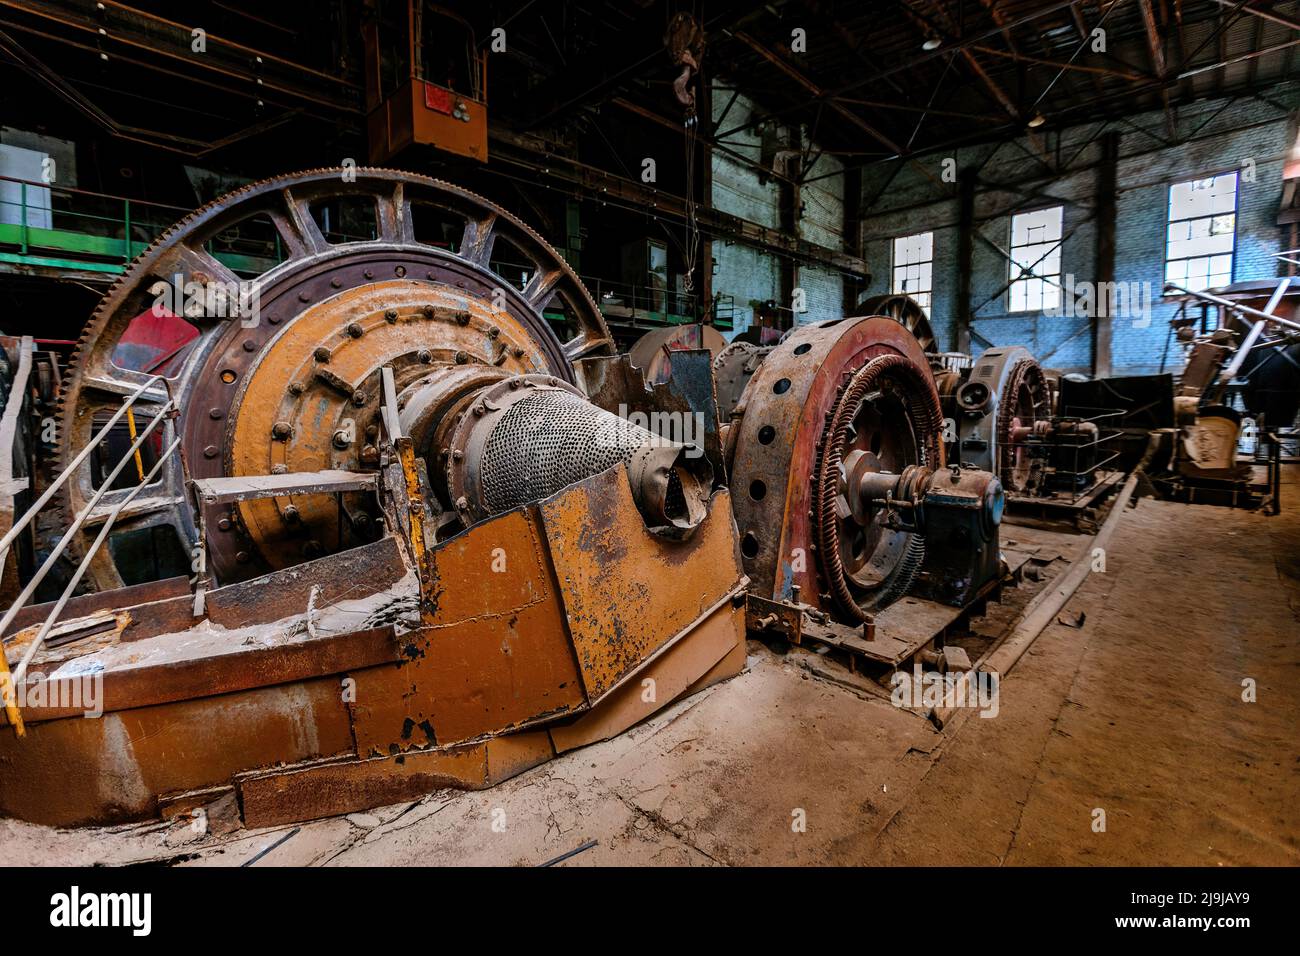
[376,182,413,243]
[524,267,563,308]
[152,242,243,309]
[278,186,328,256]
[460,213,498,265]
[564,333,611,361]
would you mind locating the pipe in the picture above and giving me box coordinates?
[930,472,1138,729]
[1165,283,1300,333]
[1215,277,1293,397]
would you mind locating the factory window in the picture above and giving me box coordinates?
[891,231,933,313]
[1165,172,1237,294]
[1008,206,1063,313]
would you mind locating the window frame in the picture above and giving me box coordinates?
[1007,203,1065,315]
[1163,170,1238,297]
[890,230,934,315]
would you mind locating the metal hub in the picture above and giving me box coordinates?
[56,168,613,589]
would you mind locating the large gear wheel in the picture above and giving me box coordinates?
[856,293,939,354]
[812,353,941,620]
[55,168,613,591]
[726,316,944,624]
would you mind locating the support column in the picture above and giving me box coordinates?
[843,165,865,314]
[696,70,714,323]
[956,167,976,354]
[778,136,801,328]
[1093,131,1119,377]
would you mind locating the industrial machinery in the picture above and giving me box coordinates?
[0,169,748,827]
[713,292,939,420]
[1136,278,1300,509]
[712,339,770,418]
[933,345,1125,515]
[934,346,1052,494]
[628,323,726,384]
[0,173,1017,828]
[725,314,1005,631]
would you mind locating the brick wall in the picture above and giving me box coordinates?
[710,86,846,335]
[858,83,1298,374]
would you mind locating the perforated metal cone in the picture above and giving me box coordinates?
[477,387,662,513]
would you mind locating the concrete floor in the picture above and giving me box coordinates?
[5,468,1298,866]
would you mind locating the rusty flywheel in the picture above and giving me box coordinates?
[56,168,613,590]
[725,316,944,623]
[855,293,939,354]
[995,354,1051,492]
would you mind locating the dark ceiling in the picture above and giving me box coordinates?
[1,0,1296,189]
[706,0,1300,160]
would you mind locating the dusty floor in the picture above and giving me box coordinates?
[5,469,1298,866]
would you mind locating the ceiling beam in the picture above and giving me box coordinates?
[608,96,803,187]
[895,0,1022,122]
[796,0,916,105]
[731,30,907,156]
[522,1,755,131]
[1070,1,1110,101]
[1211,0,1300,32]
[0,0,358,114]
[1138,0,1179,139]
[714,0,1086,142]
[969,44,1148,81]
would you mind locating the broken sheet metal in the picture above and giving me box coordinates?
[0,464,745,827]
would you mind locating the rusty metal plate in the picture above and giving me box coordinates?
[236,728,556,828]
[682,629,747,698]
[540,467,743,700]
[205,535,406,629]
[485,730,555,785]
[426,504,551,624]
[549,597,745,753]
[349,508,584,753]
[2,576,191,638]
[0,677,354,827]
[238,744,490,829]
[4,625,400,724]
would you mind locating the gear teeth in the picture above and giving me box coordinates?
[53,168,608,593]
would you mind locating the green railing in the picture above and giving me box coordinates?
[0,175,281,276]
[0,175,729,328]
